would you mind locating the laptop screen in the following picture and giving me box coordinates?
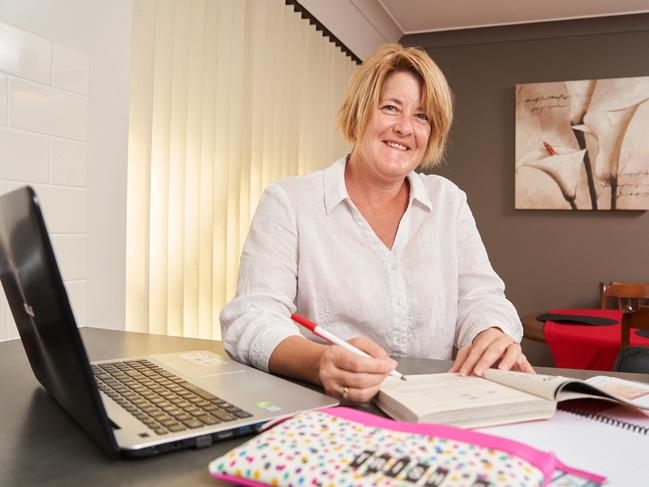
[0,187,118,456]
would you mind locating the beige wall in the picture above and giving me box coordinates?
[403,14,649,365]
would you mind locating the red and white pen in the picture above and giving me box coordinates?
[291,313,407,381]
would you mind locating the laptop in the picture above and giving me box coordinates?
[0,186,338,458]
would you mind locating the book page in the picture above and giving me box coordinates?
[482,369,571,400]
[553,377,649,410]
[585,375,649,407]
[484,369,649,409]
[381,373,544,416]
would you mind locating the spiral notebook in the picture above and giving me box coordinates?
[480,401,649,485]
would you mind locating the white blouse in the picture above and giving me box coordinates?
[220,157,523,372]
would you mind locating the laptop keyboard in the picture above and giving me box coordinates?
[92,359,252,436]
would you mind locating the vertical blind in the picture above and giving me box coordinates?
[126,0,356,338]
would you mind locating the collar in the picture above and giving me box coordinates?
[323,157,350,214]
[323,156,433,214]
[406,170,433,212]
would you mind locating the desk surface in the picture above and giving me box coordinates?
[2,328,648,487]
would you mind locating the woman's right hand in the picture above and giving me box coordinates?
[317,336,397,403]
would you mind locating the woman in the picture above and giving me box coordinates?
[220,44,533,403]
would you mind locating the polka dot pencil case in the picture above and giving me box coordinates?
[208,406,605,486]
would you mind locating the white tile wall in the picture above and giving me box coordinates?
[9,78,88,140]
[64,280,87,327]
[50,235,86,281]
[53,43,89,96]
[7,182,87,234]
[0,21,89,340]
[0,22,51,84]
[0,127,49,182]
[1,292,16,341]
[51,138,87,187]
[0,75,6,125]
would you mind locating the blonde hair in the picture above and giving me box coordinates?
[337,43,453,169]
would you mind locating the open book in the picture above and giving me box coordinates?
[375,369,649,429]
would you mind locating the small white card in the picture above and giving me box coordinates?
[179,351,228,367]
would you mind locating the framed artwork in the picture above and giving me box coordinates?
[515,76,649,210]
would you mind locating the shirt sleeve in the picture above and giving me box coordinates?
[453,192,523,348]
[219,183,302,371]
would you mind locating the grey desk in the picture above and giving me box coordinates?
[2,328,648,486]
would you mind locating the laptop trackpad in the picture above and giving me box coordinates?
[153,351,301,407]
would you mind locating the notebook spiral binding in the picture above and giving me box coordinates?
[559,405,649,435]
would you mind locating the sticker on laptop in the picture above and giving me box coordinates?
[179,351,229,367]
[256,401,282,412]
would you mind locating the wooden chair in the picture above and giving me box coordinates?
[620,308,649,349]
[600,282,649,351]
[600,282,649,311]
[614,344,649,373]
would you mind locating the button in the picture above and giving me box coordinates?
[181,418,204,429]
[197,414,221,425]
[211,410,236,422]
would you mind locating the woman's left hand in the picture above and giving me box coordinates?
[449,327,535,376]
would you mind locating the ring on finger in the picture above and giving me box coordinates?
[341,386,349,401]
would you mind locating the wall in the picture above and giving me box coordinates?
[0,0,131,339]
[0,20,88,339]
[403,14,649,313]
[402,14,649,364]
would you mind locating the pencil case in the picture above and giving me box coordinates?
[208,406,605,486]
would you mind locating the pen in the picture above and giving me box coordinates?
[290,313,407,381]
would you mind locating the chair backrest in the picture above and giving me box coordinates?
[614,345,649,373]
[620,307,649,349]
[600,282,649,310]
